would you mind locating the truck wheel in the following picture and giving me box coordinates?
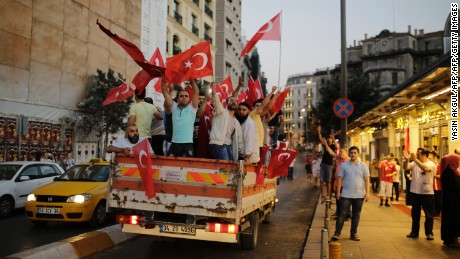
[241,211,260,250]
[0,196,14,218]
[89,201,107,226]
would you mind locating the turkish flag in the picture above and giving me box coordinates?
[246,77,264,106]
[219,76,233,98]
[266,149,298,179]
[270,87,291,113]
[240,12,281,57]
[96,20,165,78]
[132,48,165,92]
[237,89,247,104]
[132,139,155,198]
[102,82,134,106]
[185,84,195,100]
[196,104,213,158]
[277,141,288,150]
[256,146,270,185]
[166,41,213,84]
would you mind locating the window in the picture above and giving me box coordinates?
[225,18,232,30]
[225,62,232,75]
[191,14,199,36]
[20,166,39,180]
[226,39,232,51]
[392,72,398,85]
[40,165,60,177]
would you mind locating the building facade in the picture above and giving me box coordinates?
[215,0,243,85]
[284,73,316,146]
[166,0,216,84]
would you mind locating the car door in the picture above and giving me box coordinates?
[15,165,41,208]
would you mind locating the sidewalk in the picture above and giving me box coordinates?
[303,193,460,259]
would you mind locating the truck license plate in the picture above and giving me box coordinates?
[160,224,196,235]
[37,207,60,214]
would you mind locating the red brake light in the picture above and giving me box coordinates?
[206,223,238,234]
[116,215,144,225]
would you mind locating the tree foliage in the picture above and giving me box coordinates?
[313,74,380,134]
[76,69,133,141]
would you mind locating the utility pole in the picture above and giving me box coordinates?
[340,0,348,148]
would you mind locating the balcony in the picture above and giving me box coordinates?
[173,46,182,55]
[192,25,199,36]
[174,11,182,25]
[205,5,213,18]
[204,33,212,44]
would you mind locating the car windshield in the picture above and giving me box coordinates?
[57,165,110,182]
[0,165,22,180]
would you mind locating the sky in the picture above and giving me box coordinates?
[241,0,454,88]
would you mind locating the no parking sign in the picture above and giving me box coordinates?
[333,98,354,118]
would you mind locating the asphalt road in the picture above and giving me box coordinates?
[91,152,320,259]
[0,206,115,258]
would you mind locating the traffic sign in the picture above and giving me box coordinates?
[333,98,354,118]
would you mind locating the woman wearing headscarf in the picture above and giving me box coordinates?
[440,154,460,248]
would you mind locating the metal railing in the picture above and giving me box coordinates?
[174,11,182,25]
[205,5,213,18]
[192,25,199,36]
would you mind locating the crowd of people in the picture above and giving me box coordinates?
[106,75,291,168]
[306,134,460,247]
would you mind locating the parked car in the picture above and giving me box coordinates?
[0,161,64,218]
[25,158,111,226]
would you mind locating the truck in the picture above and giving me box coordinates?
[108,154,277,249]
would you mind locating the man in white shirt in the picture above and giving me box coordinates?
[403,148,436,241]
[106,125,153,155]
[235,102,259,164]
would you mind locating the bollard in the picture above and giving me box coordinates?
[320,228,329,259]
[329,242,341,259]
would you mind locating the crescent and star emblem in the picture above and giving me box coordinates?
[278,153,291,162]
[138,150,147,168]
[258,21,273,34]
[220,84,228,94]
[192,52,208,70]
[121,83,131,94]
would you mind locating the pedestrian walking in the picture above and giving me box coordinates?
[331,146,370,241]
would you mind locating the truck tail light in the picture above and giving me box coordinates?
[117,215,144,225]
[205,223,238,234]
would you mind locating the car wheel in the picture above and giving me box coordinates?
[0,196,14,218]
[89,201,107,226]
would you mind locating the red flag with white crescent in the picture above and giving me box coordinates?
[237,89,248,104]
[246,77,264,106]
[266,149,298,179]
[131,139,155,198]
[270,87,291,113]
[219,76,233,98]
[166,41,213,84]
[240,12,281,57]
[102,82,134,106]
[132,48,165,92]
[256,146,270,185]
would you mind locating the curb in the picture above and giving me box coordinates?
[4,224,138,259]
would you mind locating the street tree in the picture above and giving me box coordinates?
[313,74,380,134]
[76,69,133,156]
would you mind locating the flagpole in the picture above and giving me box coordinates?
[277,11,282,88]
